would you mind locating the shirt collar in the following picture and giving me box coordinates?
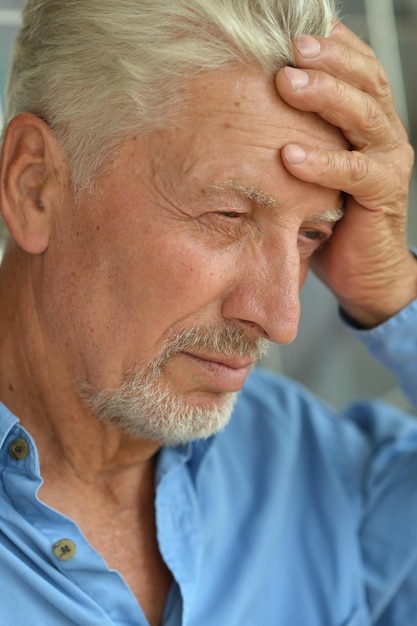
[0,400,216,485]
[0,402,20,447]
[156,435,215,486]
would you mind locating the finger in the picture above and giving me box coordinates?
[291,31,395,123]
[281,144,412,209]
[276,67,405,150]
[329,21,374,57]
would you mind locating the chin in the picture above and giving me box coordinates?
[80,376,238,446]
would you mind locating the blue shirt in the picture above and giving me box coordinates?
[1,300,417,625]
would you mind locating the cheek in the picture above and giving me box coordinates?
[111,238,232,330]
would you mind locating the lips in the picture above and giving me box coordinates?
[181,351,256,393]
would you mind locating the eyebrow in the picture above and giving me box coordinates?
[204,179,344,223]
[205,180,277,209]
[308,207,345,223]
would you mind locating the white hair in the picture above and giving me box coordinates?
[4,0,337,193]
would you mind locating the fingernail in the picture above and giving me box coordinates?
[284,144,307,164]
[284,67,309,89]
[295,35,321,58]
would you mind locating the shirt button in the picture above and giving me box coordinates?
[53,539,77,561]
[8,438,30,460]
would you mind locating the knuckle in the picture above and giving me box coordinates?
[316,149,338,176]
[332,79,352,113]
[366,60,394,106]
[349,152,370,184]
[362,97,386,135]
[374,64,391,98]
[390,142,415,180]
[366,47,377,60]
[337,44,352,68]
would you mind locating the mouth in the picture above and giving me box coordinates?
[181,351,256,393]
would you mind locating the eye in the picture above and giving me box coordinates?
[299,224,334,244]
[219,211,242,219]
[301,230,323,241]
[298,227,332,258]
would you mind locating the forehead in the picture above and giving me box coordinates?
[176,66,347,155]
[145,66,348,211]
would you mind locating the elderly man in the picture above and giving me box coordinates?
[0,0,417,624]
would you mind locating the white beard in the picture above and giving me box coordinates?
[80,323,268,446]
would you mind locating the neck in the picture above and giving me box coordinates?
[0,246,174,626]
[0,245,161,489]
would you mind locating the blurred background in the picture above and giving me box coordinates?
[0,0,416,412]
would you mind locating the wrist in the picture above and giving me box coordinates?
[338,250,417,329]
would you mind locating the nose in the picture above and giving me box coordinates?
[221,238,302,345]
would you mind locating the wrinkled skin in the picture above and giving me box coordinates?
[0,20,416,626]
[276,22,416,327]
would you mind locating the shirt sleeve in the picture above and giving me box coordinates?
[338,297,417,624]
[341,298,417,410]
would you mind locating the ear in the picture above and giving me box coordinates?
[0,113,63,254]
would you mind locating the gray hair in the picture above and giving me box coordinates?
[4,0,337,193]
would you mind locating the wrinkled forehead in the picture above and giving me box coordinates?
[175,66,348,153]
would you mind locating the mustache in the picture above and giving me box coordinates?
[152,322,269,372]
[80,322,268,418]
